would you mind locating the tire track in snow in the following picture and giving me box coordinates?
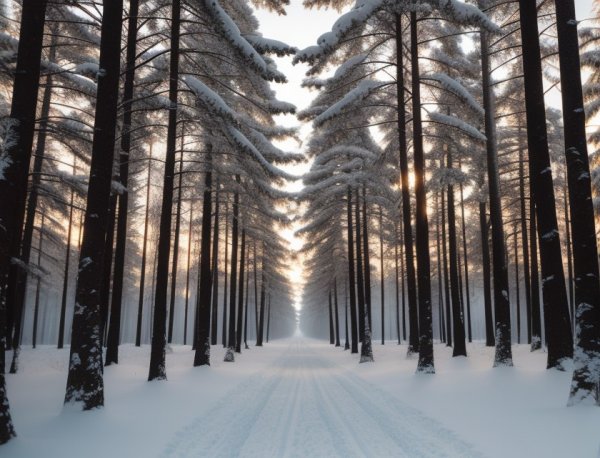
[161,340,484,458]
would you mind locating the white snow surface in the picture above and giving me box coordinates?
[5,339,600,457]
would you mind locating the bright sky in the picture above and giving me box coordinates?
[253,0,597,310]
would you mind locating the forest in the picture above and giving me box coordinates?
[0,0,599,456]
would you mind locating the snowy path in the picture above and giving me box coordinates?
[161,340,482,458]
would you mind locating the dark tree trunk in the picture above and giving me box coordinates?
[564,188,574,328]
[459,177,472,343]
[518,135,533,345]
[210,182,220,345]
[554,0,600,404]
[399,226,407,342]
[58,171,76,349]
[168,150,184,344]
[519,0,573,369]
[447,149,467,357]
[235,228,246,354]
[411,13,434,373]
[65,0,123,408]
[148,0,181,381]
[328,291,334,345]
[394,236,401,344]
[346,188,358,353]
[480,28,512,366]
[355,189,365,343]
[344,281,350,350]
[0,6,48,383]
[266,294,271,343]
[334,277,341,347]
[436,196,446,343]
[183,201,194,346]
[9,28,56,368]
[360,188,374,363]
[395,14,419,355]
[480,202,495,347]
[530,199,542,351]
[222,201,229,348]
[194,167,213,366]
[441,190,452,347]
[136,153,153,347]
[253,244,259,341]
[225,180,239,361]
[31,214,45,351]
[514,225,521,344]
[256,268,265,347]
[379,207,385,345]
[99,194,117,344]
[105,0,139,365]
[243,253,249,349]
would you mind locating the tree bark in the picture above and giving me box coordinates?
[183,201,194,345]
[148,0,181,381]
[334,277,341,347]
[168,149,184,344]
[210,181,220,345]
[518,0,573,370]
[347,188,358,353]
[235,228,246,353]
[136,152,153,347]
[480,202,495,347]
[224,178,240,361]
[65,0,124,408]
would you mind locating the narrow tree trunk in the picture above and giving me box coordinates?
[518,133,533,345]
[243,251,249,350]
[564,187,574,328]
[480,27,512,366]
[344,280,350,350]
[360,188,374,362]
[105,0,139,365]
[193,166,213,366]
[31,213,45,351]
[183,201,194,345]
[519,0,573,369]
[266,294,271,343]
[222,201,229,348]
[256,268,266,346]
[334,277,341,347]
[210,181,220,345]
[328,291,334,345]
[99,194,117,343]
[65,0,123,408]
[395,14,419,355]
[447,149,467,357]
[514,225,521,344]
[136,152,153,347]
[148,0,181,381]
[553,0,600,404]
[394,236,401,344]
[441,190,452,346]
[480,202,495,346]
[355,189,365,343]
[459,175,472,342]
[347,188,358,353]
[225,180,239,361]
[530,202,542,350]
[411,13,434,373]
[379,207,385,345]
[58,167,76,349]
[168,149,184,343]
[235,228,246,353]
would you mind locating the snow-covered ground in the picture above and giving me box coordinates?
[4,338,600,457]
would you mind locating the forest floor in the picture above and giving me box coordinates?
[4,337,600,457]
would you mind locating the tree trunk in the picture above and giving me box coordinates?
[459,174,472,343]
[441,190,452,347]
[193,167,213,366]
[235,228,246,353]
[183,201,194,345]
[65,0,123,408]
[256,268,265,347]
[519,0,573,370]
[411,13,434,373]
[480,202,495,347]
[518,133,533,345]
[355,189,365,343]
[168,148,184,344]
[148,0,181,381]
[360,187,374,362]
[553,0,600,404]
[31,214,45,351]
[210,181,220,345]
[224,179,239,361]
[99,194,117,344]
[136,152,153,347]
[447,149,467,357]
[58,165,76,349]
[334,277,341,347]
[344,280,350,350]
[480,27,512,366]
[222,201,229,348]
[514,225,521,344]
[379,207,385,345]
[328,291,334,345]
[346,188,358,353]
[395,14,419,355]
[105,0,139,365]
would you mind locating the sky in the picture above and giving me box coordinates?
[253,0,597,310]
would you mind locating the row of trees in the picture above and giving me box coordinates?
[297,0,600,407]
[0,0,298,444]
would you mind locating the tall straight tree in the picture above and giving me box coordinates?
[518,0,573,369]
[148,0,181,381]
[210,181,220,345]
[411,12,434,374]
[225,178,240,362]
[553,0,600,404]
[395,13,419,355]
[0,1,48,397]
[64,0,124,409]
[480,24,512,366]
[235,228,246,354]
[347,188,358,353]
[194,162,213,366]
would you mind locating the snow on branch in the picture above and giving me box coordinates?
[431,0,499,32]
[428,111,486,142]
[243,34,298,56]
[204,0,287,82]
[314,80,388,127]
[425,73,484,116]
[182,75,239,125]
